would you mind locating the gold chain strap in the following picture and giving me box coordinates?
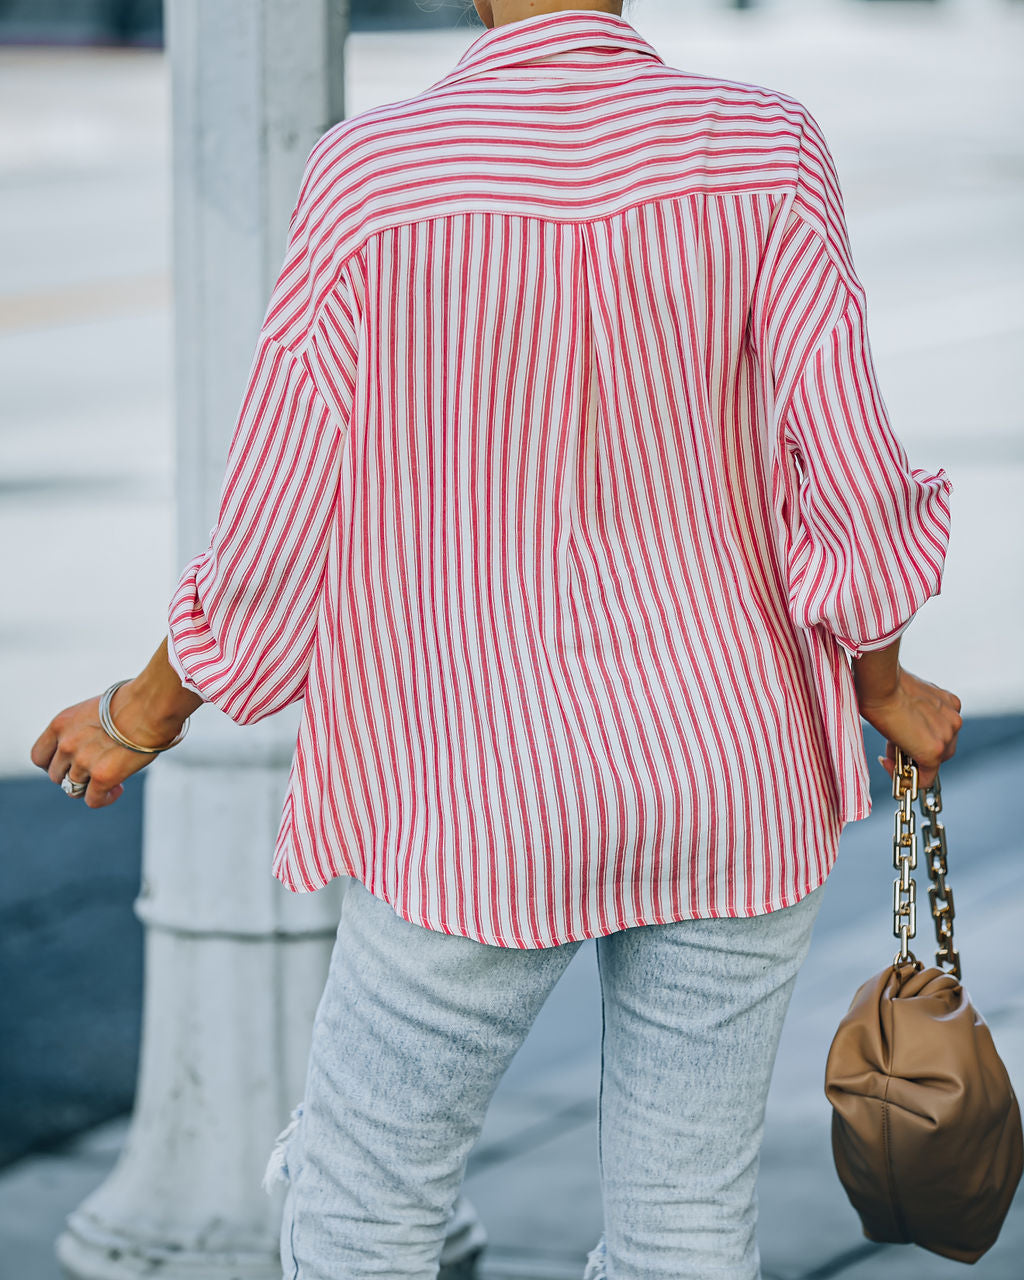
[891,745,961,980]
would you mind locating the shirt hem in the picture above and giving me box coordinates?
[271,847,842,950]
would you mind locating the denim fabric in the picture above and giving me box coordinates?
[266,875,827,1279]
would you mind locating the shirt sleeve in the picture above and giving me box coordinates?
[166,137,361,724]
[759,104,953,662]
[774,285,953,661]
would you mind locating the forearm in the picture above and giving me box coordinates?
[110,636,205,746]
[851,636,903,707]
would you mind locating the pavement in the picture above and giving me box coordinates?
[2,1,1023,1277]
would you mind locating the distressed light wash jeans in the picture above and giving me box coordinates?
[264,874,827,1279]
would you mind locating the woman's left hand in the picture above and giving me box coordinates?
[30,682,175,809]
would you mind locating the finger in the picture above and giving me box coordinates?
[914,750,938,786]
[30,725,59,771]
[83,774,109,808]
[47,748,72,786]
[84,775,123,809]
[84,785,123,809]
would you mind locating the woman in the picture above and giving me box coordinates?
[31,1,962,1276]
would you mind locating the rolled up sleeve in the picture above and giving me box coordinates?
[165,122,363,724]
[167,339,342,723]
[757,103,954,663]
[774,286,953,661]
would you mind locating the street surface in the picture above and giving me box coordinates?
[1,2,1022,1277]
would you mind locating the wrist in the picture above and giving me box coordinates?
[854,661,904,709]
[108,678,189,749]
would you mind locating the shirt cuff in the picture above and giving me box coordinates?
[837,617,915,662]
[166,625,207,700]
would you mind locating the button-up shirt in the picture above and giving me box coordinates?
[167,9,953,947]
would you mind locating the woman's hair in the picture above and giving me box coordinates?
[434,0,636,21]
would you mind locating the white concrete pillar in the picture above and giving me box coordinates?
[55,2,483,1276]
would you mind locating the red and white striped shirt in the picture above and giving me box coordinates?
[167,9,953,947]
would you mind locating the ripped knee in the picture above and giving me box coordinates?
[261,1100,304,1194]
[583,1234,608,1279]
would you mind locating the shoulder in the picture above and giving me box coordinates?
[286,90,444,258]
[296,87,444,203]
[654,65,810,126]
[661,67,833,166]
[644,64,841,201]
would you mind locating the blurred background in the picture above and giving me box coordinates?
[1,1,1022,1277]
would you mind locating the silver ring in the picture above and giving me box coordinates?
[61,773,88,798]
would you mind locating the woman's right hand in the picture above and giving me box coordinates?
[856,668,963,790]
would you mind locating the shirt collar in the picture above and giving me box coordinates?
[433,9,665,89]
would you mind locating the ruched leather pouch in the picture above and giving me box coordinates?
[825,959,1023,1263]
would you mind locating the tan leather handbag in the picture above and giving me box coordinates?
[824,747,1023,1263]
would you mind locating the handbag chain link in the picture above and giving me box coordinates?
[891,746,961,980]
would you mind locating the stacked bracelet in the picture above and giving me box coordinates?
[99,679,191,754]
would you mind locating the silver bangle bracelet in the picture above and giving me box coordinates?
[99,679,191,754]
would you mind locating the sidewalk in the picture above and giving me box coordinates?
[3,720,1023,1279]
